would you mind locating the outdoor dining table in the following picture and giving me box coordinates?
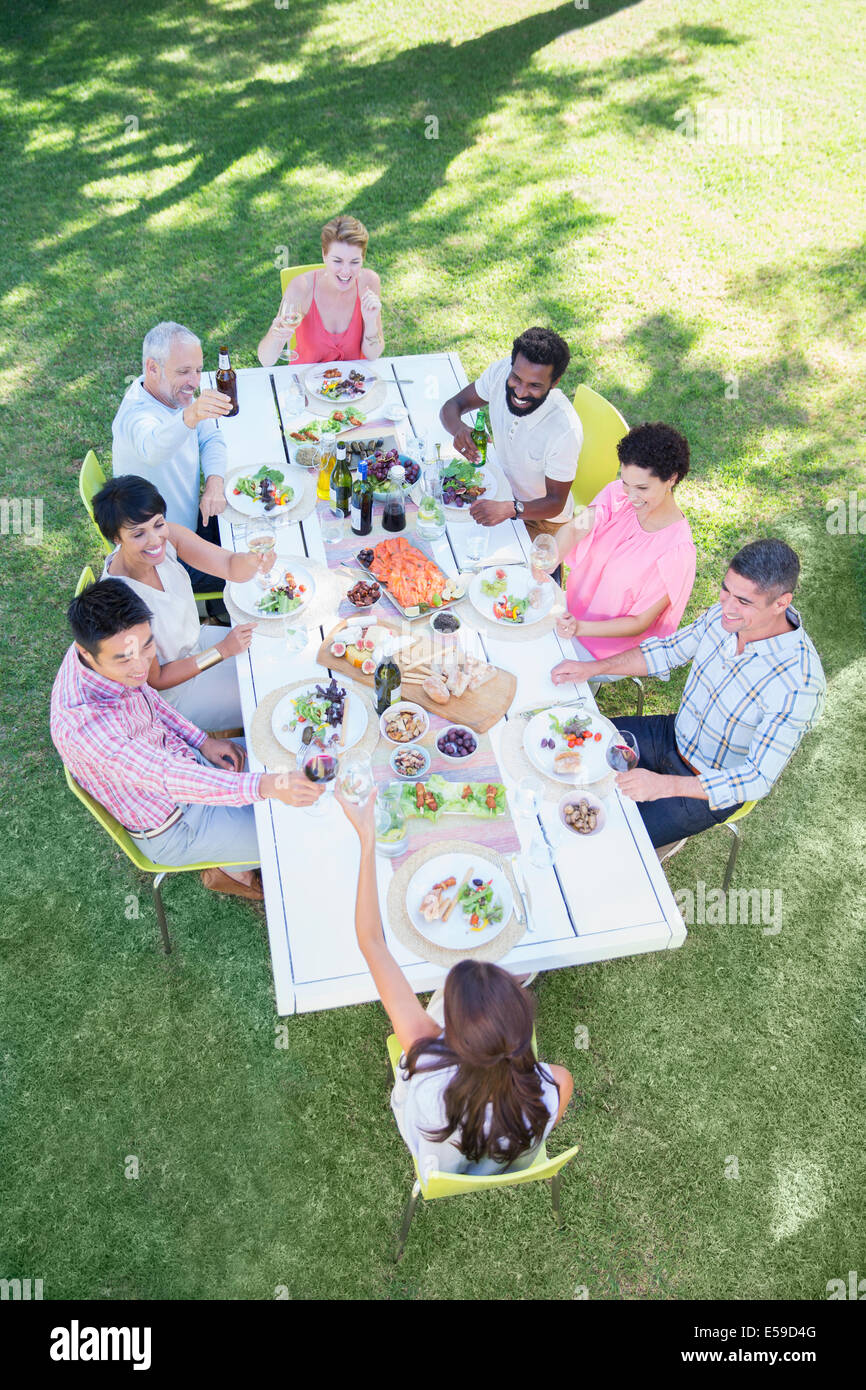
[209,354,686,1015]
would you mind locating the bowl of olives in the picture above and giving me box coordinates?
[436,725,478,762]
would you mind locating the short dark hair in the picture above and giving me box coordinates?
[511,327,570,382]
[729,539,800,599]
[617,422,690,485]
[92,475,167,544]
[68,579,153,656]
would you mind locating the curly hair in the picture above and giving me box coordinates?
[617,422,690,486]
[511,327,570,382]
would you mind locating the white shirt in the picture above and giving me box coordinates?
[475,356,583,523]
[112,378,227,531]
[102,542,201,664]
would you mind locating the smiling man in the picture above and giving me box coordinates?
[112,322,233,601]
[550,540,826,848]
[440,327,582,538]
[50,580,321,900]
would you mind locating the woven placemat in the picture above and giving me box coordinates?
[449,583,567,643]
[222,466,318,529]
[386,839,527,967]
[443,463,512,521]
[500,715,617,800]
[300,374,390,423]
[224,560,349,638]
[250,680,380,770]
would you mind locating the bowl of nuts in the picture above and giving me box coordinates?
[558,792,606,837]
[346,577,382,611]
[380,701,430,745]
[390,745,431,779]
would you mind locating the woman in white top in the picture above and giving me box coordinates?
[93,476,265,731]
[336,790,574,1176]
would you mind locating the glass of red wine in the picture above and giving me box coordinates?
[606,729,639,774]
[301,747,338,815]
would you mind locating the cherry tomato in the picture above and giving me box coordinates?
[594,732,602,741]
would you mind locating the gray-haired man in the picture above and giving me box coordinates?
[112,321,233,596]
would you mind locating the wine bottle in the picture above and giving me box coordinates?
[350,460,373,536]
[329,441,352,517]
[374,640,402,716]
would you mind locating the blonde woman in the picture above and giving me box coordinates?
[258,215,383,366]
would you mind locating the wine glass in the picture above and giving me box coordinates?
[337,750,374,805]
[300,746,338,816]
[465,529,489,565]
[244,518,277,588]
[281,300,303,365]
[606,729,639,773]
[530,533,559,583]
[320,508,344,546]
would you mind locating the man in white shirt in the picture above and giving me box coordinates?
[112,321,233,598]
[439,327,582,539]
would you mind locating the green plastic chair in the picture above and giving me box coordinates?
[278,263,325,356]
[79,449,222,604]
[64,566,257,953]
[658,799,759,890]
[386,1033,579,1261]
[571,383,629,508]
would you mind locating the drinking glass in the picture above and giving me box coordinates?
[337,750,374,805]
[321,508,344,546]
[465,529,489,565]
[281,301,303,365]
[529,820,561,869]
[285,627,308,656]
[244,518,277,587]
[530,533,559,583]
[280,377,305,418]
[606,729,639,773]
[407,435,425,466]
[300,746,337,816]
[374,787,408,857]
[513,776,542,820]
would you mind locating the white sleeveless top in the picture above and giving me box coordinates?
[103,541,201,664]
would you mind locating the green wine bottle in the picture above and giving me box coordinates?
[350,461,373,536]
[329,441,352,517]
[374,640,402,716]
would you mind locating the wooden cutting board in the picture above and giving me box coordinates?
[315,620,517,734]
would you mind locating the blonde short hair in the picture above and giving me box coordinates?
[321,215,369,258]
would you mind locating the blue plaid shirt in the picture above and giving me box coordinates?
[640,604,825,811]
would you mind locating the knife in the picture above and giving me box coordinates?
[510,856,534,933]
[518,698,591,720]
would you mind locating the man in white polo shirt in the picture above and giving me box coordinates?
[112,321,233,600]
[440,327,582,540]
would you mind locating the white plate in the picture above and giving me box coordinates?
[225,466,301,518]
[305,364,379,407]
[523,706,611,784]
[407,853,513,949]
[440,463,495,511]
[270,682,367,756]
[228,564,315,620]
[468,565,556,627]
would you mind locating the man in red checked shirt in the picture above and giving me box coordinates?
[50,580,320,901]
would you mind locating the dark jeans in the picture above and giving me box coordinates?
[178,512,226,595]
[612,714,743,849]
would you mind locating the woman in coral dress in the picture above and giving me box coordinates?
[548,422,696,686]
[257,214,384,366]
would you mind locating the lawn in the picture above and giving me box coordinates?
[1,0,864,1300]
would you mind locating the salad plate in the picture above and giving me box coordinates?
[406,853,513,949]
[228,564,315,620]
[440,460,494,510]
[225,464,299,518]
[467,565,556,627]
[270,679,367,756]
[522,704,611,784]
[304,364,379,407]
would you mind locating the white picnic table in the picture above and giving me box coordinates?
[210,355,686,1015]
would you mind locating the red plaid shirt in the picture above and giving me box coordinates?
[50,644,263,832]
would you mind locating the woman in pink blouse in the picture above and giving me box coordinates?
[548,423,696,684]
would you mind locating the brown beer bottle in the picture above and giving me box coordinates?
[215,346,239,417]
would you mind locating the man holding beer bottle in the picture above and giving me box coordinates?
[112,321,233,607]
[439,326,582,540]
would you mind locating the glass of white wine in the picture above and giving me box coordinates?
[529,533,559,583]
[281,300,303,365]
[245,518,277,588]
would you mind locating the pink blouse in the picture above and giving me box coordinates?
[293,273,365,364]
[564,480,696,658]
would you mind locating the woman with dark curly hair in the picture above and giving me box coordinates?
[336,788,573,1175]
[545,422,696,678]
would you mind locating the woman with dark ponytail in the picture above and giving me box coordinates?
[336,790,573,1175]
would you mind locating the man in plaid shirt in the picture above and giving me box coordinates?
[551,539,825,848]
[51,580,322,901]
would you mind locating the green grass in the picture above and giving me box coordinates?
[2,0,865,1299]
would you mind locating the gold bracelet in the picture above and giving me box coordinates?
[195,647,223,672]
